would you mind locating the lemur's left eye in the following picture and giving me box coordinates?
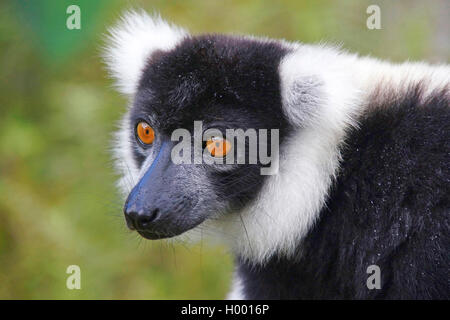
[206,136,231,157]
[136,121,155,145]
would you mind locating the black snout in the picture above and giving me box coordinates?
[122,142,205,240]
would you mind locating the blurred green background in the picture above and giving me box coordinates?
[0,0,448,299]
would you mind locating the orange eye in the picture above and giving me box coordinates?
[206,137,231,157]
[136,122,155,145]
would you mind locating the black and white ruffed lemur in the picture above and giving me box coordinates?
[103,11,450,299]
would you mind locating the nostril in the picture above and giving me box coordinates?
[136,209,160,229]
[149,208,160,221]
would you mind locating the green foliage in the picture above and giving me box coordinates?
[12,0,110,65]
[0,0,447,299]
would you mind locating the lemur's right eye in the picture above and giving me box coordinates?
[136,121,155,145]
[206,136,231,157]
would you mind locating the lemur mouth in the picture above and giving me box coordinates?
[136,229,180,240]
[125,214,194,240]
[124,209,202,240]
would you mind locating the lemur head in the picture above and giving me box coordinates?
[105,11,358,262]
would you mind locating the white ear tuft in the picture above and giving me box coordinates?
[103,10,188,96]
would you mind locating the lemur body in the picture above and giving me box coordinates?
[105,11,450,299]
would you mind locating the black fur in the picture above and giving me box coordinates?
[238,85,450,299]
[136,35,288,133]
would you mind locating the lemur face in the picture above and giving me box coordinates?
[121,34,289,239]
